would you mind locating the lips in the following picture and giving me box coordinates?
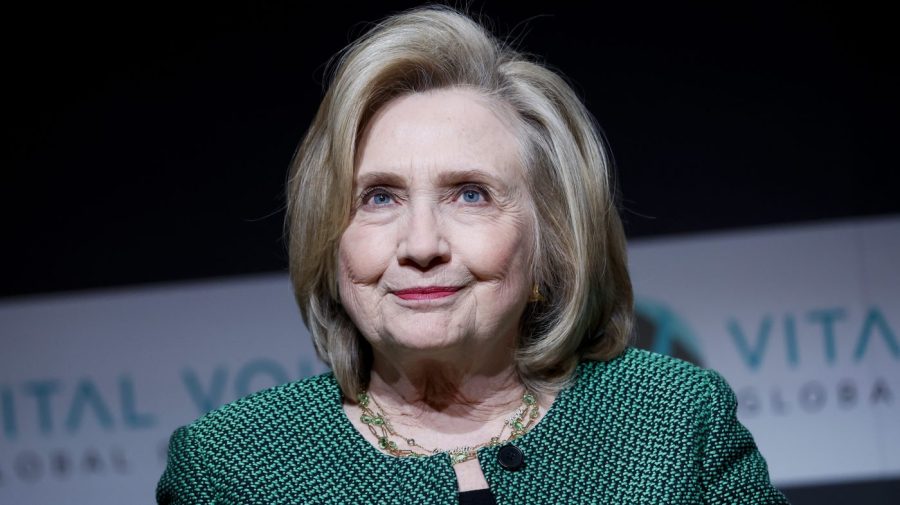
[392,286,461,300]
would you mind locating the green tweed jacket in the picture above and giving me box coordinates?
[157,348,788,504]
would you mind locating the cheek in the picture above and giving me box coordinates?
[338,224,393,286]
[456,218,533,283]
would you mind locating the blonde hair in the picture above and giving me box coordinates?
[287,6,633,398]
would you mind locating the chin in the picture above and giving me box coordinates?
[385,327,466,352]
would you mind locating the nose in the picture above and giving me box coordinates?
[398,202,450,269]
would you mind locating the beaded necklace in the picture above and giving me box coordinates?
[357,390,539,465]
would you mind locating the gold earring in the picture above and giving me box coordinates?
[529,284,545,303]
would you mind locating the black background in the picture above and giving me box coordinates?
[3,1,899,500]
[5,1,898,299]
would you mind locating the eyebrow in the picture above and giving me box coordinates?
[354,171,407,191]
[434,169,506,189]
[354,169,508,190]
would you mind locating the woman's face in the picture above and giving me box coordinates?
[338,89,535,360]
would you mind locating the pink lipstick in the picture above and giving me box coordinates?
[393,286,461,300]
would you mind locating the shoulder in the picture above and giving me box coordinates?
[583,346,723,386]
[553,353,786,503]
[577,347,734,415]
[182,371,341,442]
[158,372,350,502]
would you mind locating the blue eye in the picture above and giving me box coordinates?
[371,192,393,205]
[361,188,396,207]
[460,188,484,203]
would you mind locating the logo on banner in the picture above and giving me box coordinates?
[0,357,329,489]
[634,299,704,366]
[633,298,897,419]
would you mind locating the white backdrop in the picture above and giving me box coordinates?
[1,216,898,503]
[628,216,900,485]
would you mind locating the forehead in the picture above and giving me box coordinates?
[355,89,524,182]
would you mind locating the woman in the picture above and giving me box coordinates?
[157,6,788,504]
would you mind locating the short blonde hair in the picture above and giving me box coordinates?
[287,6,633,398]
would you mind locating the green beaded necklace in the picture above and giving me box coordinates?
[357,390,539,465]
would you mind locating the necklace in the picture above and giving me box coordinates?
[357,389,539,465]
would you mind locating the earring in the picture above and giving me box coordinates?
[529,284,545,303]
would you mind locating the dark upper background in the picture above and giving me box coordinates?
[4,1,898,299]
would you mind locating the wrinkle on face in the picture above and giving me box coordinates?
[337,88,535,376]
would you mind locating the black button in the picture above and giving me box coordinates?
[497,444,524,471]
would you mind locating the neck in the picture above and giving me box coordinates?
[366,346,523,424]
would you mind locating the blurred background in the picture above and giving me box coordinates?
[2,1,898,503]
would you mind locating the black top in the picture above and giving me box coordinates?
[458,488,497,505]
